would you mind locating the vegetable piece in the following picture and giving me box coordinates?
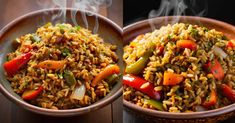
[4,52,32,76]
[221,84,235,103]
[212,46,227,59]
[125,50,152,74]
[106,74,121,86]
[30,35,41,43]
[227,40,235,48]
[176,40,197,50]
[156,45,164,55]
[204,59,224,80]
[123,74,161,100]
[22,86,43,100]
[37,60,66,70]
[145,99,164,111]
[203,90,217,108]
[70,84,86,100]
[163,71,184,86]
[63,71,76,86]
[91,64,120,87]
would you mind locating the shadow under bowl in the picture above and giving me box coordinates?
[123,16,235,123]
[0,8,123,117]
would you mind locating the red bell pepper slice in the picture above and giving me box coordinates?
[22,86,43,100]
[227,40,235,49]
[221,84,235,103]
[156,45,164,55]
[203,90,217,108]
[123,74,161,100]
[3,52,32,76]
[204,59,224,80]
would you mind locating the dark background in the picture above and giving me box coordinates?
[124,0,235,26]
[123,0,235,123]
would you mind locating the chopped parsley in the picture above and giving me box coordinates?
[62,48,71,57]
[190,28,199,37]
[75,25,81,31]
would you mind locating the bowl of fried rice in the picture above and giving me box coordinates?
[0,8,122,116]
[123,16,235,122]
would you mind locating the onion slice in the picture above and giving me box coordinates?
[70,84,86,100]
[212,46,228,59]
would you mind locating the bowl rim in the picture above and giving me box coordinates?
[0,8,122,116]
[123,16,235,119]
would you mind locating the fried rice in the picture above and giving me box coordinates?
[4,23,119,109]
[123,23,235,112]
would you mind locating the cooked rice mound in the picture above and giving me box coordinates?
[123,23,235,112]
[6,23,119,109]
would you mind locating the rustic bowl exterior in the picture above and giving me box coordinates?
[123,16,235,123]
[0,8,123,116]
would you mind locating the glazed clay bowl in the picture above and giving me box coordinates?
[0,8,123,116]
[123,16,235,123]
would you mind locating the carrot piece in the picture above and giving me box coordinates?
[163,71,184,86]
[37,60,66,70]
[227,40,235,48]
[91,65,120,87]
[22,86,43,100]
[203,90,217,108]
[176,40,197,50]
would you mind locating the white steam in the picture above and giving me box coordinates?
[148,0,207,30]
[37,0,112,34]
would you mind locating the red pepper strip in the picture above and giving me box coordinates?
[3,52,32,76]
[204,59,224,80]
[123,74,161,100]
[221,84,235,103]
[227,40,235,48]
[91,65,120,87]
[203,90,217,108]
[22,86,43,100]
[156,45,164,55]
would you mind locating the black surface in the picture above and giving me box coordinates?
[124,0,235,26]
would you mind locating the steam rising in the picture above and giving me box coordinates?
[37,0,112,34]
[148,0,208,30]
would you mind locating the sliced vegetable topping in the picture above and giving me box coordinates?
[123,74,161,100]
[204,59,224,80]
[156,45,164,55]
[212,46,227,59]
[4,52,32,76]
[145,99,164,111]
[221,84,235,103]
[22,86,43,100]
[70,84,86,100]
[163,71,184,86]
[125,50,152,74]
[37,60,66,70]
[227,40,235,48]
[203,90,217,108]
[91,64,120,87]
[63,70,76,86]
[176,40,197,50]
[106,74,121,86]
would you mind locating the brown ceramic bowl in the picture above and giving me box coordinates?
[123,16,235,123]
[0,8,123,116]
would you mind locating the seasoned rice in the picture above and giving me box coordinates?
[5,23,119,109]
[123,23,235,112]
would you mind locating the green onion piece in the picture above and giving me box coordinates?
[63,71,76,86]
[145,99,164,111]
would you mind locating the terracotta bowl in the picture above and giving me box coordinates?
[123,16,235,123]
[0,8,123,116]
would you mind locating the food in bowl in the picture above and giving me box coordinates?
[3,23,120,109]
[123,23,235,112]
